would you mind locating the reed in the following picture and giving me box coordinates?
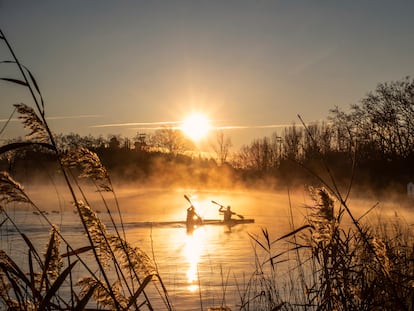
[239,116,414,310]
[0,28,173,310]
[244,186,414,310]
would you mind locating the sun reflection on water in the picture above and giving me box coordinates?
[183,227,206,291]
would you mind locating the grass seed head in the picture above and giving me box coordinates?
[14,103,49,143]
[306,186,336,244]
[62,147,112,191]
[0,171,29,204]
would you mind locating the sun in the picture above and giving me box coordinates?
[181,113,211,142]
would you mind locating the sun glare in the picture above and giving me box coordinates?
[181,113,210,142]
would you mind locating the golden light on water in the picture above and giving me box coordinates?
[183,227,206,291]
[187,284,199,293]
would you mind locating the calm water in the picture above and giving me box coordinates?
[1,187,412,310]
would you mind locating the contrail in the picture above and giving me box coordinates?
[90,121,301,131]
[0,116,311,131]
[91,120,181,128]
[46,114,102,120]
[213,124,298,130]
[0,114,102,123]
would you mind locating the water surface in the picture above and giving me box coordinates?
[1,187,411,310]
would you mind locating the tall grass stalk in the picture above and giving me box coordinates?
[0,28,173,310]
[242,185,414,310]
[240,116,414,310]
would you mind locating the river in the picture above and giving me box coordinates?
[1,186,412,310]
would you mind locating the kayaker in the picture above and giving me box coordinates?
[186,205,202,229]
[219,205,236,222]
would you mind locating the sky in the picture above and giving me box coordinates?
[1,1,414,149]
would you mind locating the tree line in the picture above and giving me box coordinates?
[2,77,414,195]
[233,77,414,194]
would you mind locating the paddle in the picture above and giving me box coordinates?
[184,194,202,223]
[184,194,193,205]
[211,200,244,219]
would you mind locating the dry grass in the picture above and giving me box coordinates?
[0,28,173,311]
[234,115,414,310]
[243,186,414,310]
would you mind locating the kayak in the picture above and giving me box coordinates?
[123,218,254,229]
[200,218,254,225]
[171,218,255,227]
[186,218,254,233]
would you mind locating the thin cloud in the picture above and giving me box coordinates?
[130,126,182,131]
[0,114,102,123]
[213,124,298,130]
[91,121,181,128]
[46,114,102,120]
[90,121,303,131]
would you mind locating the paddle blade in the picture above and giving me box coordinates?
[211,200,223,207]
[184,194,192,204]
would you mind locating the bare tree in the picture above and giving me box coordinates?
[283,124,303,161]
[329,77,414,158]
[150,126,194,155]
[211,130,232,165]
[55,133,107,150]
[328,107,355,153]
[302,122,334,157]
[233,136,279,172]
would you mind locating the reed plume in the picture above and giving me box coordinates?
[0,171,30,204]
[0,28,173,310]
[14,103,50,143]
[62,147,112,191]
[306,186,336,244]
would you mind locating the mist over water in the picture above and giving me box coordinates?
[1,182,413,309]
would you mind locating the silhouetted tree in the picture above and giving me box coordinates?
[283,124,303,161]
[233,136,279,173]
[108,135,121,149]
[328,107,355,153]
[211,130,232,166]
[150,127,194,156]
[54,133,107,151]
[302,122,334,159]
[330,77,414,159]
[327,77,414,190]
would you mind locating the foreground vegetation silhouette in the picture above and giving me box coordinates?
[0,28,173,310]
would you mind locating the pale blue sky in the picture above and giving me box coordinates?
[1,1,414,148]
